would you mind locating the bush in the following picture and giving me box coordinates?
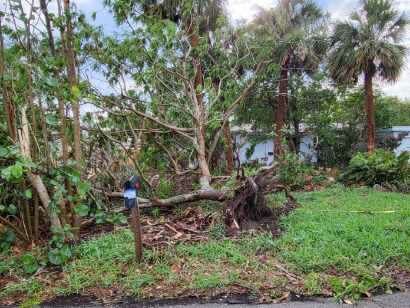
[340,150,410,188]
[0,228,16,253]
[279,153,312,189]
[155,177,173,198]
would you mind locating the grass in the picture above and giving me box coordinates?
[276,185,410,272]
[1,185,410,304]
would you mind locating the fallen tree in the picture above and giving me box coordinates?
[101,164,297,230]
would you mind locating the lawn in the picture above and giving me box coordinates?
[1,185,410,305]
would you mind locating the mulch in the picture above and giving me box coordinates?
[140,207,215,247]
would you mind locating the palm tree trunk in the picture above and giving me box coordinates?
[274,56,289,158]
[364,70,376,153]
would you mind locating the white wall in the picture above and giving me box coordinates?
[395,134,410,155]
[236,135,274,165]
[235,134,317,165]
[299,135,318,163]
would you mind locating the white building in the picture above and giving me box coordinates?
[232,124,318,166]
[378,126,410,155]
[233,125,410,166]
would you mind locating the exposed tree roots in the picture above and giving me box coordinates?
[224,164,296,234]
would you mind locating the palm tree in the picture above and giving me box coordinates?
[328,0,408,153]
[254,0,327,157]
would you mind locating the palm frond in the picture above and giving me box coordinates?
[329,0,408,84]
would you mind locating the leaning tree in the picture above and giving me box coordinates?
[328,0,408,153]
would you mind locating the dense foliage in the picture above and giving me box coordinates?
[341,150,410,189]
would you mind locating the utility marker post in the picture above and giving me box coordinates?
[124,176,143,263]
[131,199,142,262]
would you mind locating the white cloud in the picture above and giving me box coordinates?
[324,0,358,22]
[226,0,275,23]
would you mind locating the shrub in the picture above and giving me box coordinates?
[47,225,74,265]
[0,228,15,253]
[278,153,312,189]
[340,150,410,188]
[155,177,173,198]
[20,254,40,275]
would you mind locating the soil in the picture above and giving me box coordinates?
[239,195,298,237]
[80,223,114,240]
[387,267,410,290]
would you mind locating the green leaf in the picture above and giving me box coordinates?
[47,249,62,265]
[24,189,32,199]
[77,181,90,197]
[0,147,8,157]
[45,114,59,126]
[71,85,81,100]
[10,164,23,179]
[20,254,39,274]
[1,163,24,181]
[74,204,89,217]
[8,204,17,215]
[48,245,72,265]
[4,230,16,244]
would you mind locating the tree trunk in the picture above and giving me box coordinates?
[197,127,212,189]
[19,107,62,229]
[107,187,229,208]
[274,56,289,159]
[223,121,234,175]
[64,0,81,164]
[0,15,17,143]
[42,0,73,226]
[64,0,82,236]
[189,23,212,189]
[291,119,300,154]
[364,70,376,153]
[40,0,69,162]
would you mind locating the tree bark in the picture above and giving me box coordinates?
[19,107,62,229]
[223,121,234,175]
[28,173,62,229]
[106,189,229,208]
[64,0,81,164]
[364,70,376,153]
[274,56,290,158]
[0,15,17,142]
[40,0,69,162]
[64,0,82,236]
[189,24,212,189]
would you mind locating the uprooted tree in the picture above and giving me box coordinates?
[0,0,330,246]
[75,0,298,228]
[91,0,273,189]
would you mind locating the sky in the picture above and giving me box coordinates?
[226,0,410,99]
[65,0,410,99]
